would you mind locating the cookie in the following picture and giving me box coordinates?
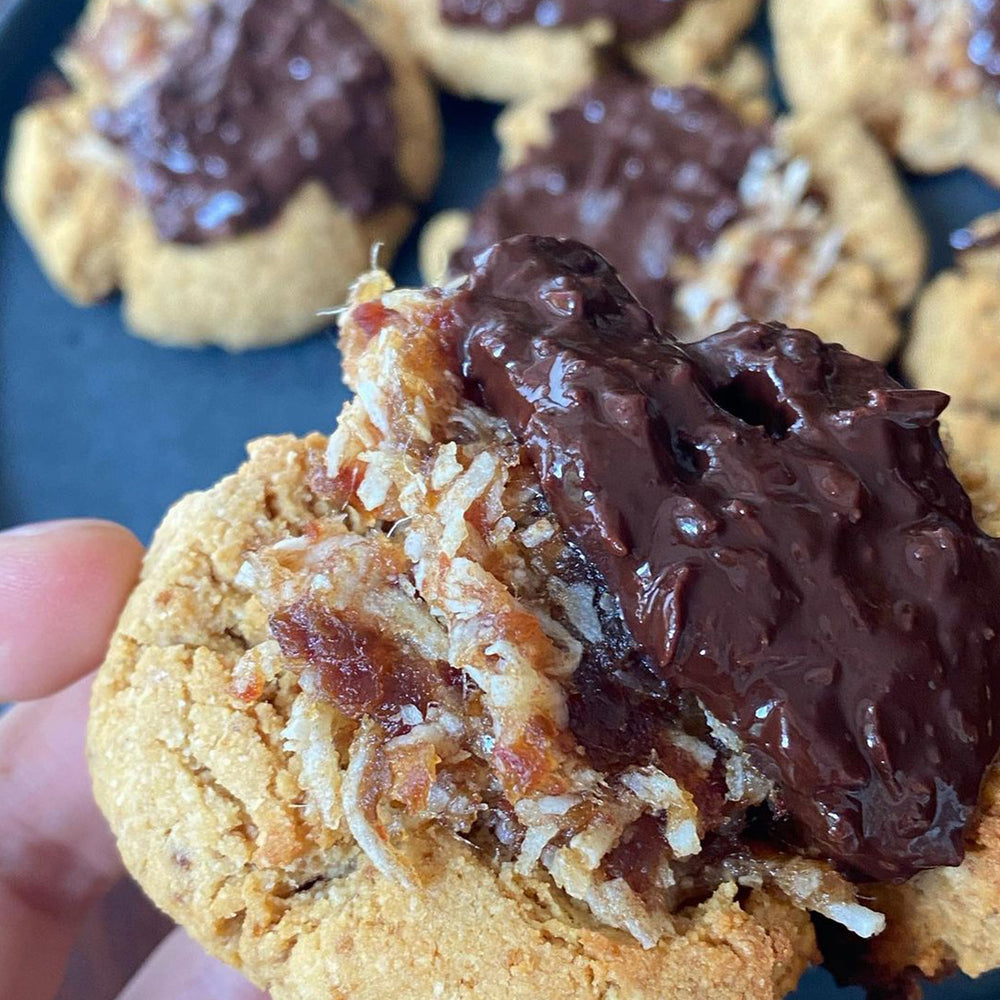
[905,211,1000,412]
[771,0,1000,183]
[420,73,925,360]
[89,237,1000,999]
[3,0,440,350]
[87,436,818,1000]
[380,0,761,104]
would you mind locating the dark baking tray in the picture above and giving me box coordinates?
[2,3,1000,997]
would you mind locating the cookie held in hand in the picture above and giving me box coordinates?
[4,0,440,349]
[89,238,1000,1000]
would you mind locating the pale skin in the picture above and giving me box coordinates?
[0,519,268,1000]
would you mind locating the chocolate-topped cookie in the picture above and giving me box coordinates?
[772,0,1000,182]
[379,0,761,103]
[88,237,1000,1000]
[3,0,440,349]
[421,75,925,360]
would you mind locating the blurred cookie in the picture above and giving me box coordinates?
[944,406,1000,538]
[771,0,1000,183]
[380,0,761,103]
[421,73,925,359]
[905,211,1000,410]
[4,0,440,349]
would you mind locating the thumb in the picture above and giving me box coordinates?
[116,927,269,1000]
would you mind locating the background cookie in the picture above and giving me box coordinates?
[381,0,760,104]
[421,73,924,360]
[3,0,441,349]
[904,211,1000,411]
[770,0,1000,183]
[944,407,1000,537]
[88,271,823,999]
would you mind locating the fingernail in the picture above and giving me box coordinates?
[0,519,116,539]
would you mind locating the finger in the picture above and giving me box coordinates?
[0,519,144,700]
[0,675,124,1000]
[117,928,270,1000]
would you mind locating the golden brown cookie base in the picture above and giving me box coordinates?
[88,425,817,1000]
[906,216,1000,413]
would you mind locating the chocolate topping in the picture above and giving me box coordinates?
[451,79,768,334]
[454,235,1000,882]
[968,0,1000,88]
[101,0,401,244]
[439,0,691,40]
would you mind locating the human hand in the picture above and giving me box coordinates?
[0,519,269,1000]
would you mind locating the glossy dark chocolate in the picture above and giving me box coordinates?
[454,235,1000,882]
[101,0,400,243]
[439,0,691,40]
[451,79,768,333]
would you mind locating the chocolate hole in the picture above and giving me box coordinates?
[671,430,709,482]
[710,371,797,440]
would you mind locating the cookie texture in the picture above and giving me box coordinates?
[421,82,924,360]
[381,0,760,103]
[3,0,440,349]
[905,213,1000,413]
[770,0,1000,182]
[87,271,824,999]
